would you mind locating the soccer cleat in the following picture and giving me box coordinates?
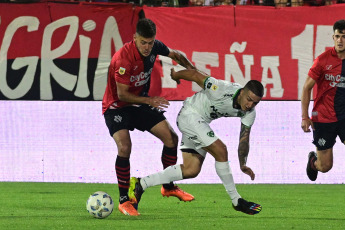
[233,198,262,215]
[128,177,144,210]
[306,151,318,181]
[161,185,195,202]
[118,201,140,216]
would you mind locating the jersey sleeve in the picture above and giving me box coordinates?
[203,77,228,100]
[241,109,256,127]
[154,40,170,56]
[114,59,132,86]
[308,56,323,81]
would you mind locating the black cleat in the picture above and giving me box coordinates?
[233,198,262,215]
[128,177,144,210]
[306,151,318,181]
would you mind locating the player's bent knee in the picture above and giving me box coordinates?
[182,168,200,179]
[117,144,132,156]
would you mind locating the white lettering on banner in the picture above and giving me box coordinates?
[74,34,91,98]
[0,16,39,99]
[41,16,78,100]
[292,24,334,99]
[93,16,123,100]
[225,54,253,86]
[192,52,219,92]
[160,54,184,88]
[261,56,284,97]
[0,16,123,100]
[161,42,284,98]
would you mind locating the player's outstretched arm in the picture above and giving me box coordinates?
[170,68,207,89]
[168,49,195,70]
[238,123,255,180]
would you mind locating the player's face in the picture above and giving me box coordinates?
[239,90,261,111]
[333,29,345,53]
[134,34,155,57]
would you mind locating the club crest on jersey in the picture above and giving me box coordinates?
[119,67,126,75]
[150,55,155,63]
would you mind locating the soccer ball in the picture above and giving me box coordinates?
[86,191,114,219]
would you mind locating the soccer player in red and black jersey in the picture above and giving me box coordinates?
[301,19,345,181]
[102,18,195,216]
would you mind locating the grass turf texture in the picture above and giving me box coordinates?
[1,182,344,230]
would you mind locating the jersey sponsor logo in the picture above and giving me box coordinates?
[335,76,345,88]
[119,67,126,75]
[135,77,150,87]
[130,68,153,87]
[210,105,230,119]
[189,135,198,140]
[325,74,341,87]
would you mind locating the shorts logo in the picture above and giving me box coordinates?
[207,131,214,137]
[114,115,122,123]
[119,67,126,75]
[318,138,326,147]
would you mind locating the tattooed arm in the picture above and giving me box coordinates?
[238,123,255,180]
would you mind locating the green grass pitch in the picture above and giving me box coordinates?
[1,182,344,230]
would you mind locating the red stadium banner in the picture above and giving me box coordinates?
[0,2,140,100]
[145,5,345,100]
[1,4,345,100]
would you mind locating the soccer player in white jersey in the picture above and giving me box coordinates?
[129,68,264,215]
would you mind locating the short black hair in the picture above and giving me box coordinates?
[136,18,156,38]
[333,19,345,32]
[244,80,264,98]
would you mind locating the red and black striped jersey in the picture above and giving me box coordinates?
[308,47,345,123]
[102,40,170,114]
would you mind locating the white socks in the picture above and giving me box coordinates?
[140,165,183,190]
[215,161,241,206]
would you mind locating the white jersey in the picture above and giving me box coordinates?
[182,77,256,127]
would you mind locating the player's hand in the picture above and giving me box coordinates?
[301,118,314,132]
[170,68,180,84]
[240,166,255,180]
[148,96,170,110]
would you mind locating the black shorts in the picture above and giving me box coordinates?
[104,105,166,137]
[312,119,345,150]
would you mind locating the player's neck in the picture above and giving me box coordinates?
[336,49,345,59]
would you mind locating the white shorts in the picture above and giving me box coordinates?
[177,106,218,157]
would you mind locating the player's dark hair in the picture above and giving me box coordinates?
[244,80,264,98]
[333,19,345,32]
[136,18,156,38]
